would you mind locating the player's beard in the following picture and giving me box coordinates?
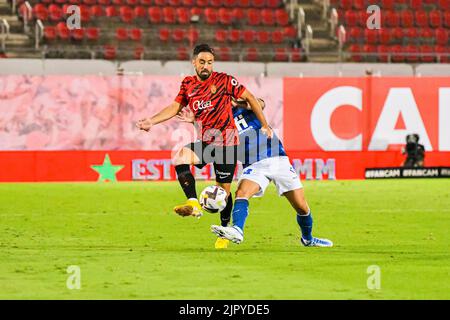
[197,69,211,81]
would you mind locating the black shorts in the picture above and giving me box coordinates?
[186,141,238,183]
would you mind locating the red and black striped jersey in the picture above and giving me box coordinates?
[175,72,246,146]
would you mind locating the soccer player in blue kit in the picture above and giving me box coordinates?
[178,98,333,247]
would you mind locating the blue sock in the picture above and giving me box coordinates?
[297,211,313,241]
[232,198,249,232]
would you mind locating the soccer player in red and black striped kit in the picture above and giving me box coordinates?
[137,44,272,247]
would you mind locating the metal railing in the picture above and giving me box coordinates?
[35,19,44,49]
[297,7,305,39]
[330,8,338,38]
[23,1,33,33]
[304,25,313,56]
[338,25,346,60]
[1,19,10,51]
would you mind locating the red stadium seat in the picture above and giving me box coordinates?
[196,0,208,6]
[435,45,449,63]
[215,29,228,43]
[239,0,251,7]
[390,44,404,62]
[168,0,181,5]
[363,44,377,58]
[134,6,146,19]
[210,0,222,6]
[420,27,434,41]
[429,10,442,28]
[340,0,352,10]
[349,27,362,42]
[378,28,391,45]
[349,44,362,62]
[103,45,116,60]
[271,30,284,44]
[415,11,428,28]
[134,45,145,59]
[364,28,378,45]
[257,30,270,44]
[400,11,414,28]
[176,8,190,24]
[283,26,297,39]
[72,28,85,41]
[187,28,199,43]
[435,28,448,46]
[190,7,203,18]
[344,10,358,27]
[445,12,450,28]
[267,0,282,8]
[261,9,275,26]
[44,26,57,41]
[290,48,302,62]
[247,9,261,26]
[148,7,162,23]
[404,27,418,41]
[411,0,422,10]
[252,0,265,7]
[405,44,419,62]
[377,44,390,62]
[275,9,289,26]
[172,28,185,42]
[274,48,288,61]
[245,47,258,61]
[83,0,96,5]
[391,27,404,42]
[242,30,254,43]
[384,11,400,28]
[229,29,241,43]
[420,45,434,63]
[126,0,139,5]
[56,22,70,40]
[163,7,176,24]
[217,47,231,61]
[381,0,394,9]
[33,5,49,21]
[158,28,170,42]
[86,27,100,41]
[353,0,364,10]
[48,4,63,22]
[98,0,111,5]
[112,0,124,5]
[177,47,189,60]
[204,8,218,24]
[154,0,166,5]
[119,6,134,23]
[231,8,245,21]
[218,8,232,25]
[140,0,152,5]
[116,27,128,41]
[130,28,142,41]
[439,0,450,10]
[223,0,236,8]
[90,5,104,17]
[105,6,118,17]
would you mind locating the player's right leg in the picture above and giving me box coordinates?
[172,143,205,218]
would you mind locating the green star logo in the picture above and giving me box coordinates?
[91,154,124,182]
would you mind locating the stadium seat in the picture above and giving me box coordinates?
[229,29,241,43]
[392,27,404,42]
[271,30,284,44]
[384,11,400,28]
[33,5,49,21]
[119,6,134,23]
[274,48,288,61]
[353,0,364,10]
[148,7,162,24]
[105,6,118,17]
[172,28,185,42]
[378,28,391,45]
[126,0,139,5]
[400,11,414,28]
[103,45,116,60]
[176,8,190,24]
[364,29,378,45]
[252,0,265,8]
[344,10,358,27]
[411,0,423,10]
[381,0,394,10]
[83,0,96,5]
[204,8,218,24]
[261,9,275,26]
[216,46,231,61]
[56,22,70,40]
[168,0,181,4]
[348,27,362,43]
[435,45,449,63]
[86,27,100,41]
[267,0,282,8]
[90,5,104,17]
[256,30,270,44]
[190,7,203,18]
[112,0,124,5]
[44,26,57,41]
[210,0,222,7]
[349,43,362,62]
[116,28,128,41]
[340,0,352,10]
[134,45,145,60]
[215,29,228,43]
[245,47,258,61]
[404,27,419,42]
[163,7,176,24]
[390,44,404,62]
[377,44,390,62]
[420,45,434,63]
[242,30,254,43]
[429,10,442,28]
[186,28,199,44]
[231,8,245,21]
[140,0,152,5]
[239,0,251,7]
[72,28,85,41]
[177,47,189,60]
[283,26,297,39]
[134,6,147,19]
[275,9,289,26]
[158,28,170,42]
[415,11,428,28]
[435,28,448,46]
[223,0,236,8]
[196,0,208,6]
[290,48,302,62]
[247,9,261,26]
[130,28,142,41]
[218,8,232,25]
[98,0,111,5]
[405,44,419,63]
[439,0,450,10]
[48,5,63,22]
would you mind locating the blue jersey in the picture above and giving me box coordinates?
[233,107,287,168]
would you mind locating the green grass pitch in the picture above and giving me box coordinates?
[0,179,449,300]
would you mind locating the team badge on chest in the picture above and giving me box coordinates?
[210,85,217,94]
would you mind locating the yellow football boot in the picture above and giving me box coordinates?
[173,198,203,218]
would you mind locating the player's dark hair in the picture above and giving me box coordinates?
[193,44,215,57]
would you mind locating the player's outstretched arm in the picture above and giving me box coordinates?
[240,90,273,138]
[136,101,183,132]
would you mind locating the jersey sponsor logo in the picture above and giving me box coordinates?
[193,100,213,111]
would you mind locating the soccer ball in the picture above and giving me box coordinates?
[200,185,228,213]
